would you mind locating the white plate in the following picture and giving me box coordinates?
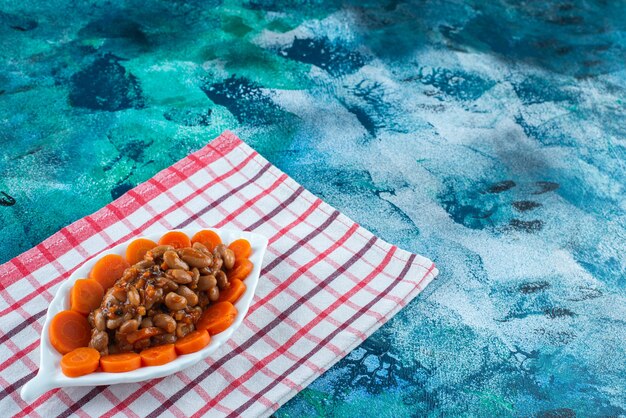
[20,228,268,402]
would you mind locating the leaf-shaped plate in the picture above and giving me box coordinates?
[20,228,268,402]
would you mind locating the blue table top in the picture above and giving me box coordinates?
[1,1,624,416]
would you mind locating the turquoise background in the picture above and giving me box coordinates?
[1,1,625,416]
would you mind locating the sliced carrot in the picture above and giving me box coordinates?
[70,279,104,315]
[227,259,254,282]
[175,330,211,355]
[195,301,238,335]
[60,347,100,377]
[217,279,246,304]
[125,238,157,264]
[126,327,163,344]
[140,344,177,367]
[191,230,222,251]
[100,352,142,373]
[89,254,129,290]
[158,231,191,249]
[49,310,92,354]
[228,239,252,260]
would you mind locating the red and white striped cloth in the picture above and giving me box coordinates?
[0,131,437,417]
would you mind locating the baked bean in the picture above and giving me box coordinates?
[120,267,139,284]
[102,290,117,307]
[165,292,187,310]
[180,247,212,268]
[128,286,140,306]
[208,286,220,302]
[140,317,153,328]
[89,329,108,352]
[177,285,198,307]
[167,269,192,284]
[190,267,200,289]
[105,306,121,320]
[189,306,203,323]
[163,250,189,270]
[150,245,174,259]
[192,242,211,255]
[215,244,236,270]
[211,255,223,274]
[134,259,154,270]
[93,309,105,331]
[173,310,185,321]
[153,313,177,333]
[176,322,194,338]
[215,270,228,290]
[156,276,179,291]
[215,244,235,269]
[107,316,125,330]
[119,319,139,334]
[144,286,163,310]
[224,249,236,270]
[197,274,217,291]
[214,244,227,256]
[87,310,95,327]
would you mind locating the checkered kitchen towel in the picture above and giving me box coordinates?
[0,131,438,417]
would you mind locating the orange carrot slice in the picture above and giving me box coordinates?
[217,279,246,304]
[60,347,100,377]
[191,230,222,251]
[228,259,253,282]
[49,310,92,354]
[140,344,177,367]
[70,278,104,315]
[175,330,211,355]
[125,238,157,264]
[228,239,252,260]
[89,254,129,290]
[195,301,238,335]
[100,352,142,373]
[158,231,191,249]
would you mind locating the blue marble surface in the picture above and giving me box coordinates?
[1,1,625,416]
